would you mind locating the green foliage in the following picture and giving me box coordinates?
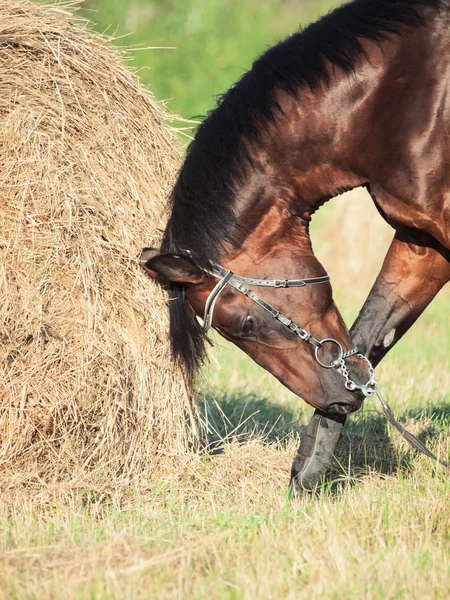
[81,0,338,120]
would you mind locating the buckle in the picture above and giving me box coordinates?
[274,279,288,288]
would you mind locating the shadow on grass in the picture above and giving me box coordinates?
[324,400,450,495]
[198,390,450,487]
[335,409,403,481]
[198,391,301,450]
[406,403,450,426]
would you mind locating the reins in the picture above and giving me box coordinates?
[200,259,450,470]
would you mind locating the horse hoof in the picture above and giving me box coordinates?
[290,409,346,493]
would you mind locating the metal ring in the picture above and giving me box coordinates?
[314,338,344,369]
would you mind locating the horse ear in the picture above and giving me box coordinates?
[140,248,161,279]
[140,248,204,285]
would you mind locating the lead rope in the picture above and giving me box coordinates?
[337,352,450,469]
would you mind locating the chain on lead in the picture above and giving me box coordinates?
[330,345,450,470]
[357,353,375,381]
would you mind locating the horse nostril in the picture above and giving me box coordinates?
[327,403,352,416]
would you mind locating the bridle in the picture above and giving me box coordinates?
[201,261,357,372]
[192,258,450,470]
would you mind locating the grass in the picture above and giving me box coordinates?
[2,2,449,598]
[1,290,449,599]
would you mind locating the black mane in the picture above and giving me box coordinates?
[161,0,442,384]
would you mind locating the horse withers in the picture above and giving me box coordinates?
[142,0,450,492]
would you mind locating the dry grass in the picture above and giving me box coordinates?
[0,0,197,492]
[0,388,449,599]
[0,3,449,598]
[311,187,393,307]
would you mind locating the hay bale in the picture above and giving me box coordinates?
[0,0,193,489]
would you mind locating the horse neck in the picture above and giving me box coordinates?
[230,90,368,253]
[238,30,424,223]
[228,10,444,261]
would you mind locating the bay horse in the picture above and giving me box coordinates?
[142,0,450,489]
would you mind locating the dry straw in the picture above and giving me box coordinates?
[0,0,196,491]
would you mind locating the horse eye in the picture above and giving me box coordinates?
[242,316,254,335]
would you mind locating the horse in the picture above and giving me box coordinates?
[141,0,450,490]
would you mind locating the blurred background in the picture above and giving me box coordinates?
[81,0,338,121]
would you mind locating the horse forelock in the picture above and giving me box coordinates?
[167,286,208,390]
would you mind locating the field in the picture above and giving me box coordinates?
[1,287,449,599]
[1,1,450,599]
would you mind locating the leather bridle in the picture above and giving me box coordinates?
[192,258,449,470]
[203,261,330,341]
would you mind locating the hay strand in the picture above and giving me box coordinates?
[0,0,194,490]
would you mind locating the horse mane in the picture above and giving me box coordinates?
[162,0,442,384]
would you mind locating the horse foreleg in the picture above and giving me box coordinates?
[290,230,449,494]
[350,229,450,366]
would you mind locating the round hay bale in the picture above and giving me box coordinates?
[0,0,194,489]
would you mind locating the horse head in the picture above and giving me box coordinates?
[141,235,369,416]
